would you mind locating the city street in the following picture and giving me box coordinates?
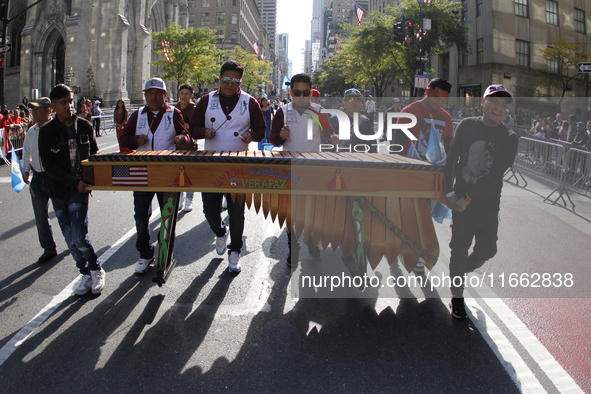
[0,130,589,393]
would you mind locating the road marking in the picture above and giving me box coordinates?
[0,219,151,366]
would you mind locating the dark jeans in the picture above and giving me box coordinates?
[93,118,101,136]
[54,200,99,275]
[29,172,57,254]
[449,206,499,297]
[133,191,164,259]
[202,192,245,253]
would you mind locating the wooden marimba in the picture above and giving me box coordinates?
[82,150,444,284]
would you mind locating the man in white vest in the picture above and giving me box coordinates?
[269,73,338,267]
[120,77,190,274]
[189,61,265,273]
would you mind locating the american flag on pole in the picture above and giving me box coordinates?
[112,165,149,186]
[252,40,260,55]
[160,40,172,62]
[354,4,365,26]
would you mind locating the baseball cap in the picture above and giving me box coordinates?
[311,89,321,97]
[95,100,100,104]
[393,98,401,103]
[28,97,51,108]
[143,77,167,92]
[343,88,362,98]
[577,121,584,127]
[483,84,512,103]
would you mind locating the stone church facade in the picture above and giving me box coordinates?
[7,0,188,108]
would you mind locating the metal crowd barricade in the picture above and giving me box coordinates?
[505,137,567,203]
[561,148,591,202]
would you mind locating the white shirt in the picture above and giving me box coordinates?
[22,120,50,173]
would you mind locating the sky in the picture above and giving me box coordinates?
[276,0,313,75]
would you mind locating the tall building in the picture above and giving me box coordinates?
[255,0,277,53]
[11,0,189,107]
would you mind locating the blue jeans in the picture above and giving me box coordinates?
[29,172,57,253]
[54,201,99,275]
[133,191,164,259]
[202,192,245,253]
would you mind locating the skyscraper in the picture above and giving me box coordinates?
[255,0,277,52]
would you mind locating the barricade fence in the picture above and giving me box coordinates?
[562,148,591,199]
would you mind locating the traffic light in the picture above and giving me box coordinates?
[406,22,414,36]
[394,22,404,43]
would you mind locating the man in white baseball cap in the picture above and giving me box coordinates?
[143,77,167,91]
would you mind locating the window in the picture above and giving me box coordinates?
[462,51,469,67]
[548,58,559,73]
[216,30,225,43]
[477,38,483,64]
[476,0,483,16]
[575,8,586,34]
[546,1,558,25]
[230,31,237,43]
[516,39,530,67]
[515,0,528,18]
[462,0,468,21]
[202,0,211,7]
[216,0,225,6]
[200,12,210,25]
[216,12,225,25]
[232,12,238,24]
[233,0,237,5]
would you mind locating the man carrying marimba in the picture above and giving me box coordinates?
[120,77,190,275]
[188,61,265,273]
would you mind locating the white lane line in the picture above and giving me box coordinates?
[470,297,584,394]
[0,221,148,366]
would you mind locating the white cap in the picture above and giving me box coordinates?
[95,100,100,104]
[143,77,167,92]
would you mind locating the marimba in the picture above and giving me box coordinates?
[82,150,444,285]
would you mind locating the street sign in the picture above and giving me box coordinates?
[0,44,12,54]
[415,75,429,89]
[578,62,591,73]
[63,72,75,78]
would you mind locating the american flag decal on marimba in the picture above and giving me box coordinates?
[112,165,148,186]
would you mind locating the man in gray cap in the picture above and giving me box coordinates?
[444,84,518,320]
[22,97,59,264]
[120,77,190,274]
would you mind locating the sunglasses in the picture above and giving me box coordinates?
[344,97,362,102]
[220,77,243,85]
[292,89,311,97]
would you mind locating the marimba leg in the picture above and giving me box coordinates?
[152,191,180,286]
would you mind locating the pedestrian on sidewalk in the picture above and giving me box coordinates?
[444,84,519,319]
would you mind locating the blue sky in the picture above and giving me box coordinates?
[277,0,313,74]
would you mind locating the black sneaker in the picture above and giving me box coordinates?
[450,298,467,320]
[37,251,58,264]
[305,238,321,258]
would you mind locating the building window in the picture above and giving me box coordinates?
[202,0,211,7]
[230,31,237,43]
[216,0,225,6]
[516,39,530,67]
[232,0,237,5]
[232,12,238,24]
[189,13,195,25]
[546,1,558,25]
[515,0,528,18]
[574,8,586,34]
[462,0,468,21]
[200,13,210,25]
[476,0,483,17]
[216,12,225,25]
[462,51,468,67]
[477,38,483,64]
[548,59,559,73]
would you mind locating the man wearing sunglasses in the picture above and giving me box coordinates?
[330,88,378,152]
[269,73,338,267]
[189,61,265,273]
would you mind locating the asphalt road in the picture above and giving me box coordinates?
[0,130,588,393]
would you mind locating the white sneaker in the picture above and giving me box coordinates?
[135,257,154,274]
[221,195,228,211]
[215,222,229,255]
[413,262,425,273]
[90,268,106,294]
[178,193,186,212]
[228,251,242,273]
[184,198,193,212]
[75,274,92,296]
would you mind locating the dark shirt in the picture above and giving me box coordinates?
[444,117,518,211]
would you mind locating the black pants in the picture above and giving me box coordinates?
[202,192,245,253]
[93,118,101,136]
[449,206,499,297]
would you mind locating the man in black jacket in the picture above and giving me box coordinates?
[39,84,105,296]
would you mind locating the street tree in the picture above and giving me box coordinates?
[534,38,591,110]
[315,52,353,96]
[223,47,273,95]
[152,23,221,92]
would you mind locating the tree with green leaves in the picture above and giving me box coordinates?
[314,55,351,96]
[223,47,273,95]
[534,38,591,110]
[152,23,221,92]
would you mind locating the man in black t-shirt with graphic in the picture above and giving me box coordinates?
[444,84,519,320]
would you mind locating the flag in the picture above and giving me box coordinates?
[160,40,172,62]
[112,165,148,186]
[354,4,365,26]
[407,142,421,160]
[252,40,260,55]
[260,49,265,61]
[428,198,452,224]
[282,75,290,91]
[425,117,443,164]
[11,150,25,192]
